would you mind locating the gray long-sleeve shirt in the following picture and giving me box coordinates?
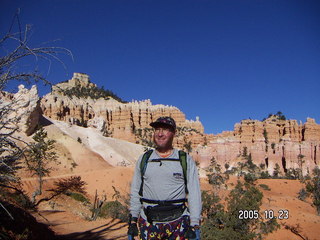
[129,148,202,226]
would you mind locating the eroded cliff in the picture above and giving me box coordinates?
[193,115,320,176]
[40,73,206,149]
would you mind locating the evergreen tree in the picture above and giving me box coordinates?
[25,126,58,204]
[305,167,320,215]
[273,163,281,179]
[201,181,279,239]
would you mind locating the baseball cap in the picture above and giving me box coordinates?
[150,116,176,131]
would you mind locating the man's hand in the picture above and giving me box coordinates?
[185,225,200,240]
[127,222,139,237]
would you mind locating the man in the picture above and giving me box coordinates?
[128,116,201,240]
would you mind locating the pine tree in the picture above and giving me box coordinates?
[25,126,58,204]
[306,167,320,215]
[201,181,279,239]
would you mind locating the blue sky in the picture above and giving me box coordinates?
[1,0,319,134]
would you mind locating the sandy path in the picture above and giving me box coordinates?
[38,210,128,240]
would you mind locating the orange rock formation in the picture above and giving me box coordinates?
[193,116,320,176]
[40,73,206,149]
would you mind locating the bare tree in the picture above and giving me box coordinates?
[0,13,72,192]
[0,99,23,185]
[1,18,72,91]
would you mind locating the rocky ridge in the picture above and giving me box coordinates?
[194,115,320,176]
[40,73,206,149]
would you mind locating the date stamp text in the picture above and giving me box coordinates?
[238,209,289,220]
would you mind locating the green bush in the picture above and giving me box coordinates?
[285,168,300,180]
[208,174,226,187]
[100,200,129,222]
[65,192,89,204]
[260,171,271,179]
[263,112,286,121]
[201,181,279,239]
[244,173,257,184]
[62,85,127,103]
[272,164,281,179]
[305,167,320,215]
[297,188,309,201]
[259,184,271,191]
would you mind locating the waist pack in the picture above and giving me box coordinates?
[144,204,185,223]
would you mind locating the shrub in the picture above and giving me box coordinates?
[297,188,309,201]
[263,112,286,121]
[62,85,127,103]
[259,184,271,191]
[201,181,279,239]
[260,171,271,179]
[305,167,320,215]
[259,163,266,170]
[100,200,129,222]
[244,173,257,184]
[207,158,228,189]
[272,164,281,179]
[285,168,300,180]
[65,191,89,204]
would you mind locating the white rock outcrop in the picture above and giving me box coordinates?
[1,85,41,136]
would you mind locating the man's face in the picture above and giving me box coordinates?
[153,126,175,150]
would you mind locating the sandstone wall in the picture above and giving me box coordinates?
[41,73,206,148]
[193,117,320,176]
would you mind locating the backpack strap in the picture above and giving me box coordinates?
[178,150,188,194]
[139,149,153,196]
